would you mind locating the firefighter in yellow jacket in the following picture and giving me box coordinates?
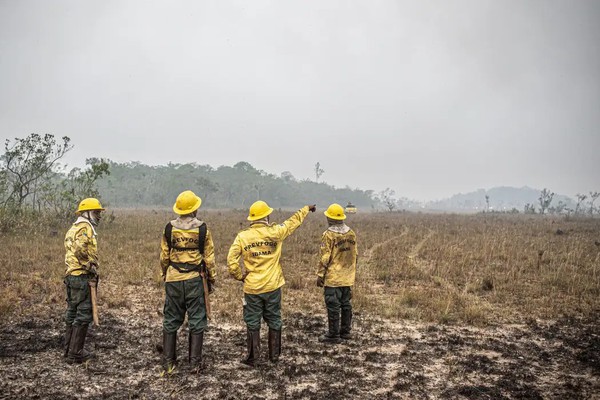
[228,201,316,366]
[317,204,358,343]
[160,190,217,371]
[63,197,105,363]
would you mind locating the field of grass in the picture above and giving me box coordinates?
[1,210,599,398]
[1,210,598,325]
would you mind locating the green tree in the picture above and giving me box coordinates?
[42,159,110,219]
[1,133,72,208]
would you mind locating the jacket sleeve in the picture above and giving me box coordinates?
[203,229,216,281]
[160,228,170,279]
[273,206,309,240]
[317,231,333,278]
[227,235,244,281]
[73,225,97,270]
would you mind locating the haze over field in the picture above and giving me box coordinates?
[0,0,599,201]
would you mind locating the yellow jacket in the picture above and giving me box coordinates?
[317,224,358,287]
[160,216,216,283]
[228,206,309,294]
[64,217,99,277]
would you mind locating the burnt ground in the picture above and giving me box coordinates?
[0,308,598,399]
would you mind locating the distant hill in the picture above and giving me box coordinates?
[425,186,575,212]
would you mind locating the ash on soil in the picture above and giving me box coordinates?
[0,311,598,399]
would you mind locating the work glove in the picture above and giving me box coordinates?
[316,276,325,287]
[208,278,215,294]
[240,271,249,282]
[308,205,317,212]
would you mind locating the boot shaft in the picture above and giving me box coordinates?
[268,329,281,362]
[64,325,73,358]
[67,324,94,363]
[340,309,353,339]
[162,331,177,371]
[242,329,261,367]
[327,310,341,336]
[188,332,203,367]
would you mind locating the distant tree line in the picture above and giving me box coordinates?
[96,160,376,210]
[3,134,597,228]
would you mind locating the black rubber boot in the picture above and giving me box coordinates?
[319,311,341,343]
[162,331,177,371]
[189,332,203,368]
[67,324,94,364]
[241,329,261,367]
[64,324,73,358]
[268,329,281,363]
[340,309,353,340]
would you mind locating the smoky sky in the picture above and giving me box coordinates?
[0,0,599,200]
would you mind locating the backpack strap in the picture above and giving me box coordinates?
[165,221,206,252]
[198,223,207,255]
[164,222,174,251]
[164,222,208,273]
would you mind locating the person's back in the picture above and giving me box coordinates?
[160,190,216,371]
[317,203,358,343]
[319,225,357,288]
[228,200,316,366]
[230,208,307,294]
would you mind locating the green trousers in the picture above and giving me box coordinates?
[64,274,93,326]
[243,288,282,331]
[163,276,207,334]
[324,286,352,334]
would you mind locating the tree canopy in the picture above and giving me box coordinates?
[96,160,377,209]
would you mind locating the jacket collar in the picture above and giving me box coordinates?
[327,223,350,234]
[74,216,97,236]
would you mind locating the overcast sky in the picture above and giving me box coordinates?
[0,0,598,201]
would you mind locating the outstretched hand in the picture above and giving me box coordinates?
[308,205,317,213]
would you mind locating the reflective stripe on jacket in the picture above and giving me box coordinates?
[160,216,216,283]
[227,206,309,294]
[317,226,358,287]
[64,218,98,277]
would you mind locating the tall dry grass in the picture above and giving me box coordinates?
[0,210,598,326]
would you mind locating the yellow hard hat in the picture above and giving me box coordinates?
[248,200,273,221]
[76,198,105,214]
[324,203,346,220]
[173,190,202,215]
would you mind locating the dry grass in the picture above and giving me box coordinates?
[1,210,598,326]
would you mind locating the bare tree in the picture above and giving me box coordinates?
[379,188,396,212]
[575,193,587,215]
[485,194,490,212]
[589,191,600,215]
[314,162,325,182]
[538,188,554,215]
